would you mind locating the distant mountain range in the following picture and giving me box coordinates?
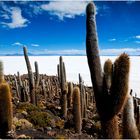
[0,53,139,56]
[0,53,86,56]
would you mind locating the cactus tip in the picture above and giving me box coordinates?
[86,2,96,15]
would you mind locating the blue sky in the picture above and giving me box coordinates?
[0,1,140,55]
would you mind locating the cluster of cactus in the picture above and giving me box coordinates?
[85,2,137,138]
[0,61,13,138]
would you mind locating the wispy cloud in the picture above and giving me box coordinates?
[96,4,110,16]
[12,42,23,46]
[1,7,29,29]
[41,1,88,20]
[108,38,116,42]
[29,48,140,56]
[126,0,135,5]
[31,49,86,55]
[135,35,140,39]
[31,44,40,47]
[100,48,140,56]
[135,41,140,44]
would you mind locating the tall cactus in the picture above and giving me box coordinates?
[23,46,35,105]
[86,2,130,138]
[0,61,4,84]
[73,87,82,134]
[0,61,13,138]
[79,74,84,118]
[59,56,67,119]
[123,96,139,139]
[34,61,40,88]
[34,61,40,105]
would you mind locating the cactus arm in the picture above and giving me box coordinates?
[110,53,130,116]
[123,96,139,139]
[86,2,103,102]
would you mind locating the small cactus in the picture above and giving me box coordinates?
[14,75,20,99]
[136,105,140,130]
[123,96,139,139]
[103,59,112,93]
[67,82,73,108]
[133,97,138,114]
[73,87,82,134]
[34,61,40,88]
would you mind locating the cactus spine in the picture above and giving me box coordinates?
[73,87,82,134]
[23,46,35,105]
[123,96,139,139]
[0,61,13,138]
[86,2,130,138]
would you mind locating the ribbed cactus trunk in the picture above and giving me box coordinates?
[86,2,103,113]
[86,2,130,139]
[23,46,35,105]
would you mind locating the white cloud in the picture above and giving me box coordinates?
[12,42,23,46]
[135,35,140,39]
[126,1,135,4]
[1,7,29,29]
[31,44,40,47]
[30,48,140,56]
[31,49,86,55]
[108,38,116,42]
[41,1,89,20]
[100,48,140,56]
